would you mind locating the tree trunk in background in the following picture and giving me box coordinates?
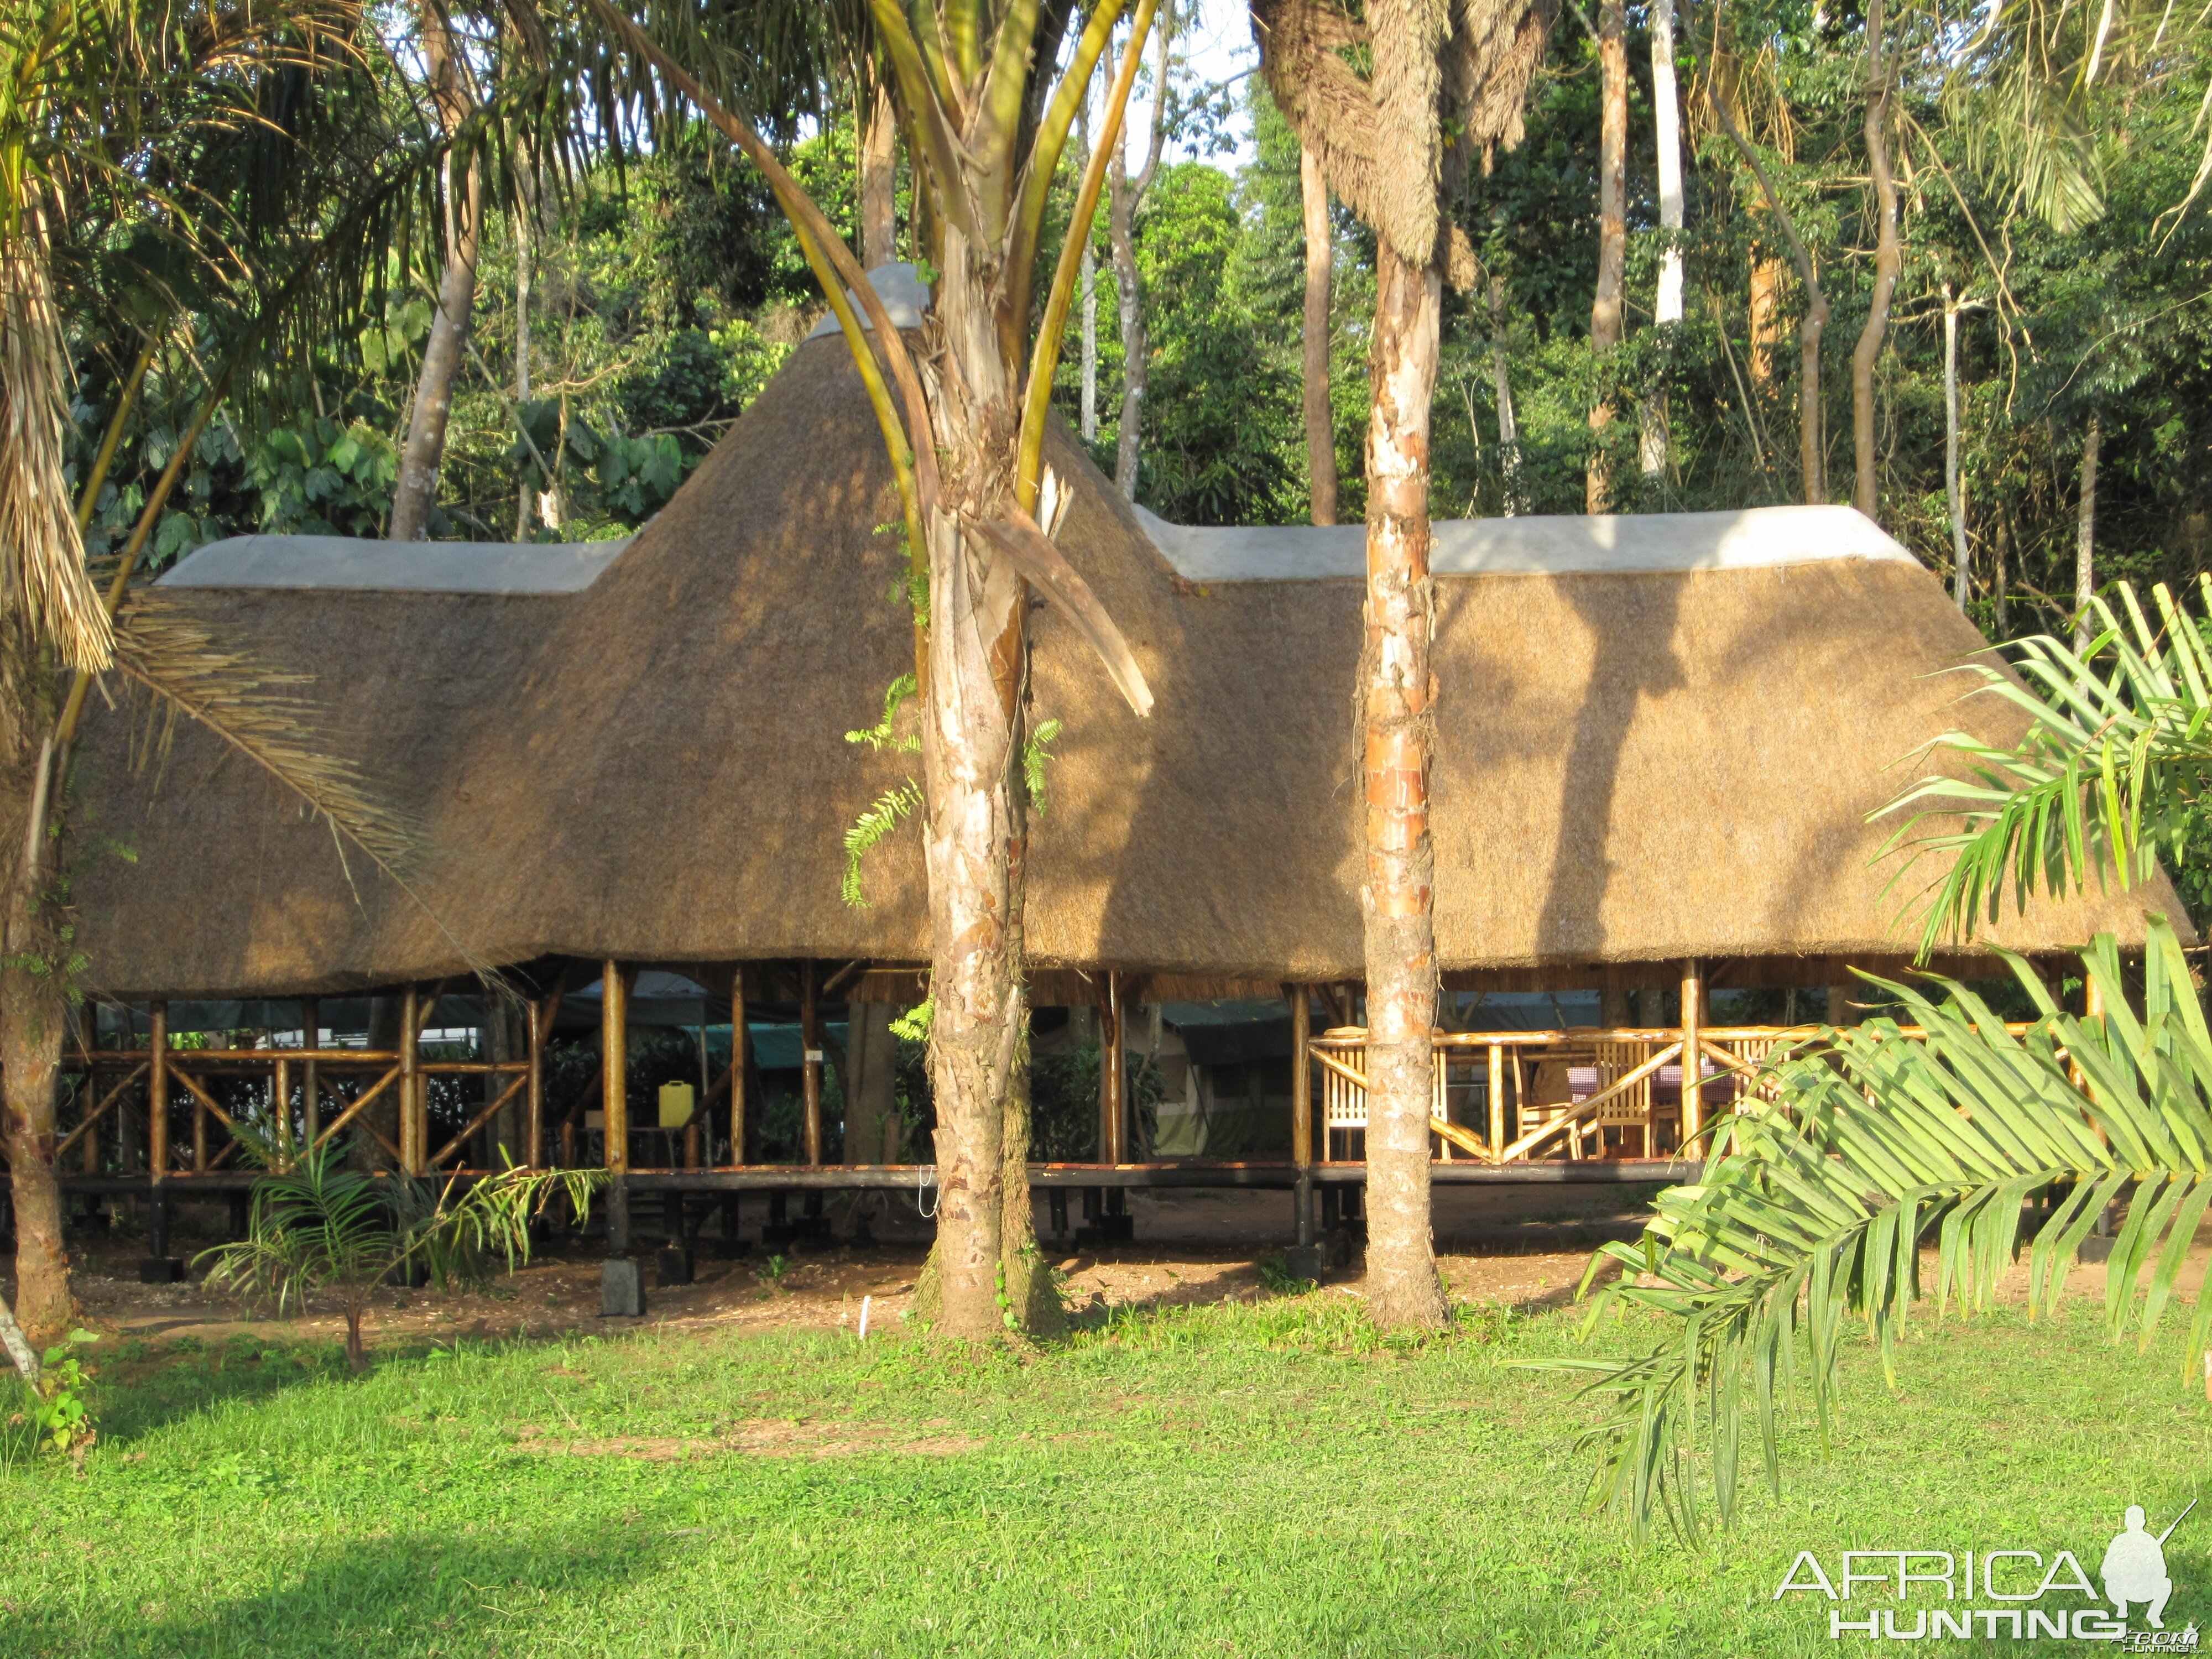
[1851,0,1901,523]
[1081,239,1100,442]
[2,885,72,1348]
[390,7,482,542]
[513,179,534,542]
[1301,145,1338,525]
[1585,0,1628,513]
[1360,247,1449,1333]
[1749,254,1782,386]
[1489,276,1522,515]
[1641,0,1685,478]
[1944,286,1969,609]
[860,86,898,270]
[390,156,482,540]
[354,995,404,1171]
[1108,6,1171,500]
[842,1004,901,1164]
[2075,414,2101,649]
[1995,499,2012,632]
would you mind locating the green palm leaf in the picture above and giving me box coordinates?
[1879,576,2212,961]
[1549,916,2212,1540]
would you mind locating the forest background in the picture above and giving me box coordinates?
[64,0,2212,761]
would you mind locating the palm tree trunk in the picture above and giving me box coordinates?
[2,881,72,1348]
[1301,145,1338,525]
[1586,0,1628,513]
[1851,0,1901,523]
[2075,414,2101,650]
[1641,0,1685,478]
[860,85,898,269]
[1361,246,1448,1332]
[390,154,483,541]
[916,240,1048,1340]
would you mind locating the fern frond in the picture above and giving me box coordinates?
[845,673,919,753]
[839,777,922,907]
[1023,717,1062,816]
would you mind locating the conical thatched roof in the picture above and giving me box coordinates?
[66,336,2187,1001]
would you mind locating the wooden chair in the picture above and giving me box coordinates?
[1590,1040,1657,1157]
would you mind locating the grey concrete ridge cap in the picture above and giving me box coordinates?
[156,534,633,594]
[1127,503,1918,582]
[802,262,933,339]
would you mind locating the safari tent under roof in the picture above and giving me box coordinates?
[66,335,2184,1002]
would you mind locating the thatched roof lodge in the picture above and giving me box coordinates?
[70,332,2178,1010]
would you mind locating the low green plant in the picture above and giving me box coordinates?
[1255,1253,1317,1296]
[197,1142,603,1370]
[757,1254,792,1296]
[24,1331,98,1459]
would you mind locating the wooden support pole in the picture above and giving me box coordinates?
[400,986,422,1175]
[525,989,550,1169]
[1100,972,1126,1164]
[1680,959,1704,1148]
[301,998,320,1152]
[148,1003,169,1179]
[729,973,749,1168]
[192,1027,208,1173]
[1287,983,1313,1248]
[602,961,629,1173]
[149,1001,172,1258]
[274,1055,293,1172]
[801,960,823,1166]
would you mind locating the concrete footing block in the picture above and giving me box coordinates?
[136,1257,185,1285]
[601,1258,648,1317]
[655,1246,695,1287]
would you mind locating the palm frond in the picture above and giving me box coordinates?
[1551,916,2212,1539]
[0,221,113,671]
[1876,576,2212,961]
[107,590,421,880]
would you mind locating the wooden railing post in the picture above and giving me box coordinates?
[801,959,823,1165]
[1680,959,1704,1148]
[1287,984,1313,1248]
[1488,1042,1505,1156]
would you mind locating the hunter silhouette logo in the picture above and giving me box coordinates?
[2105,1503,2190,1630]
[1773,1500,2201,1644]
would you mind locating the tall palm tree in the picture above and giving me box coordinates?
[3,0,445,1345]
[1563,577,2212,1535]
[1250,0,1551,1329]
[572,0,1159,1339]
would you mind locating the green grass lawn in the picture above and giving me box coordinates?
[4,1285,2208,1656]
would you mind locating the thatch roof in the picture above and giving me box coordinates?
[66,336,2188,1000]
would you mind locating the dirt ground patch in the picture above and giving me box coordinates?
[22,1185,1664,1353]
[25,1180,2172,1357]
